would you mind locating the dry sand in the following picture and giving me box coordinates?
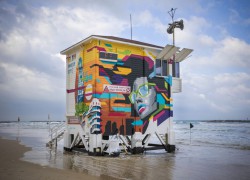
[0,138,102,180]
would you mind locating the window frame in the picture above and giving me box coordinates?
[155,58,169,77]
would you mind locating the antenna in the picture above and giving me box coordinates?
[130,14,133,40]
[167,8,185,77]
[167,8,184,45]
[168,8,177,22]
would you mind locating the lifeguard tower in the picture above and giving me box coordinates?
[59,35,192,156]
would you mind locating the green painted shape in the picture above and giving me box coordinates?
[164,82,169,89]
[105,43,112,47]
[81,74,93,82]
[117,49,131,55]
[75,102,89,116]
[150,107,163,117]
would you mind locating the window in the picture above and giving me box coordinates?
[162,60,168,76]
[99,51,117,60]
[156,59,161,76]
[156,59,169,76]
[172,61,180,78]
[175,62,180,78]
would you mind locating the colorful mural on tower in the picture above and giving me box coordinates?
[71,40,173,136]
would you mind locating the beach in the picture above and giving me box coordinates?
[0,138,101,180]
[1,138,250,180]
[0,121,250,180]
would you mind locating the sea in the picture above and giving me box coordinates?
[0,120,250,180]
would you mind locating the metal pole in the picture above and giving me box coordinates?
[168,8,177,77]
[130,14,132,40]
[168,8,176,145]
[48,114,52,140]
[190,127,191,145]
[55,140,57,147]
[172,28,175,77]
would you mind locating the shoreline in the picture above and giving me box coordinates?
[1,119,249,123]
[0,137,250,179]
[0,137,102,180]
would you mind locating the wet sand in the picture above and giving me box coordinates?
[1,137,250,180]
[0,138,101,180]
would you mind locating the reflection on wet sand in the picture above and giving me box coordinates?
[59,145,250,180]
[2,122,250,180]
[62,151,175,180]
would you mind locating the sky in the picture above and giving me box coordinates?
[0,0,249,121]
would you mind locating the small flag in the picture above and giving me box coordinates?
[190,123,194,129]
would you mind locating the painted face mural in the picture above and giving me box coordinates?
[74,43,173,136]
[130,77,157,119]
[91,54,173,135]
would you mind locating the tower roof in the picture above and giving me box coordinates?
[60,35,163,55]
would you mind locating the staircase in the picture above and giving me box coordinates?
[46,122,65,147]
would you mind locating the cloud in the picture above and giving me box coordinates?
[172,16,215,50]
[174,69,250,120]
[134,10,166,34]
[229,7,250,26]
[0,1,130,121]
[172,16,250,119]
[38,6,129,40]
[186,36,250,75]
[229,9,240,24]
[0,62,64,102]
[0,0,249,121]
[213,37,250,68]
[214,72,250,104]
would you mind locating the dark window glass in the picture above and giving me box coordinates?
[155,59,168,76]
[175,62,180,78]
[99,52,117,60]
[162,60,168,76]
[156,59,162,76]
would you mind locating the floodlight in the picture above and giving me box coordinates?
[167,19,184,34]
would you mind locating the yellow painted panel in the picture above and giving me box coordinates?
[113,67,132,75]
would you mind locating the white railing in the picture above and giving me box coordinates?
[172,77,182,93]
[47,122,65,147]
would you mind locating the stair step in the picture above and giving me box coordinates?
[47,122,65,147]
